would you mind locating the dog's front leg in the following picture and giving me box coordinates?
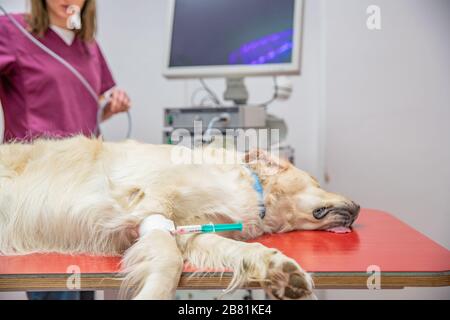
[121,229,183,300]
[179,233,315,300]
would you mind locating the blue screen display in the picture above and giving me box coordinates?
[169,0,296,67]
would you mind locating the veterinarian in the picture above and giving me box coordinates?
[0,0,130,298]
[0,0,130,143]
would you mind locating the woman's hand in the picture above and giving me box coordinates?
[101,88,131,121]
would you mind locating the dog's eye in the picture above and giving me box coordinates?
[313,207,330,219]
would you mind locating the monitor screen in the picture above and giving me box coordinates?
[168,0,296,68]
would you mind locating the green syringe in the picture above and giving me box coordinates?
[171,222,243,235]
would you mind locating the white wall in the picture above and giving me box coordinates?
[323,0,450,249]
[320,0,450,300]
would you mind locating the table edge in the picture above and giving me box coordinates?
[0,271,448,291]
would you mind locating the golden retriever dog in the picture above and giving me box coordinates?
[0,136,359,300]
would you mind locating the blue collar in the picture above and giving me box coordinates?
[244,166,266,219]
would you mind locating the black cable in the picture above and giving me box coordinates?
[199,78,221,106]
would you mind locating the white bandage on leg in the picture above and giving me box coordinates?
[139,214,175,237]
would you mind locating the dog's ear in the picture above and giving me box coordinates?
[244,149,270,164]
[243,149,288,176]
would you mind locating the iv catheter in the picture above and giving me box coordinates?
[171,222,243,235]
[139,215,244,237]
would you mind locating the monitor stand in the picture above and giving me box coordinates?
[223,77,249,105]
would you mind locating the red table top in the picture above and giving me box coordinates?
[1,209,449,276]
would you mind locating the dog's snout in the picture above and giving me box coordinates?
[348,202,360,222]
[351,202,360,215]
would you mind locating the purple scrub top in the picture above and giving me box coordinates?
[0,14,116,142]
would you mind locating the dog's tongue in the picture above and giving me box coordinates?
[326,227,352,234]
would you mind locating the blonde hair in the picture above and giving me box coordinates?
[27,0,97,42]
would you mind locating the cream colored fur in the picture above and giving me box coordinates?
[0,136,359,300]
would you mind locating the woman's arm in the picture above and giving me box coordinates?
[95,42,131,122]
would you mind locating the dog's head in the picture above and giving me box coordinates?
[244,150,360,233]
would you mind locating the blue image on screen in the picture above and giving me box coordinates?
[228,29,293,65]
[169,0,296,67]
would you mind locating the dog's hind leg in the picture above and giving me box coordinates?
[121,229,183,300]
[179,233,315,300]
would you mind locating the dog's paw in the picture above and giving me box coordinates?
[263,252,315,300]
